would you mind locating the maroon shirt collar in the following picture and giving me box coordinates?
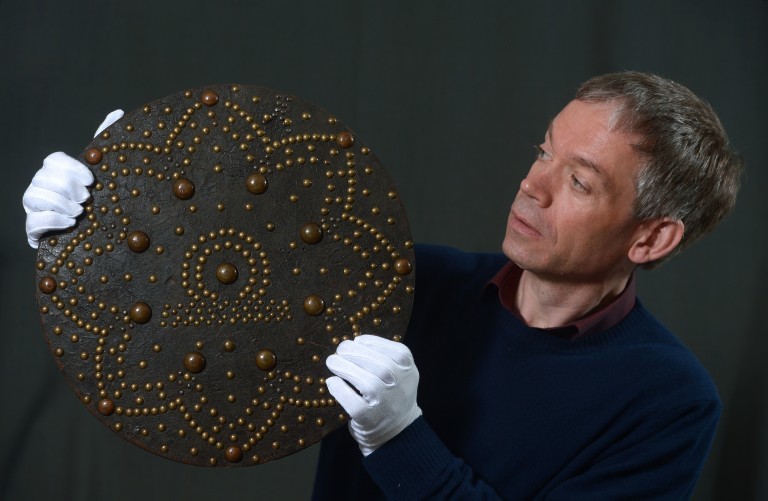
[489,261,636,340]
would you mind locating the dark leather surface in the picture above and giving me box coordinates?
[35,85,415,466]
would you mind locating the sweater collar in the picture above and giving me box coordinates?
[489,261,636,340]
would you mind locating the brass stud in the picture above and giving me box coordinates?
[216,263,238,284]
[255,349,277,371]
[172,178,195,200]
[225,445,242,463]
[299,223,323,244]
[245,173,268,194]
[85,148,103,165]
[129,302,152,324]
[39,277,56,294]
[183,352,206,373]
[336,132,354,148]
[97,398,116,416]
[303,294,325,316]
[394,258,412,275]
[127,231,150,253]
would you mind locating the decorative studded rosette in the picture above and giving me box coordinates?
[34,85,415,466]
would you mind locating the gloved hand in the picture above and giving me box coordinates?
[23,109,123,248]
[325,334,422,456]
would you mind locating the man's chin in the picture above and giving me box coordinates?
[502,238,536,267]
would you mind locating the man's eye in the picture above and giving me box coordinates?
[533,144,548,160]
[570,174,588,192]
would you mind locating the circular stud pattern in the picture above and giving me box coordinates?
[35,84,415,468]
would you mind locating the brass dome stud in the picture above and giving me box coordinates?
[183,351,206,373]
[129,302,152,324]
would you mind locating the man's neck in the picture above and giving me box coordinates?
[515,270,633,329]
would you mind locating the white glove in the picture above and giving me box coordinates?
[326,335,423,456]
[93,109,124,137]
[23,109,123,248]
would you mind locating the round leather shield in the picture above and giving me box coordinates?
[34,84,415,466]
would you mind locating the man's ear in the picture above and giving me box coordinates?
[627,218,685,265]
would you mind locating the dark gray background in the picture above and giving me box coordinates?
[1,1,765,499]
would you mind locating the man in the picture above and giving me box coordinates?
[314,72,742,499]
[24,72,741,499]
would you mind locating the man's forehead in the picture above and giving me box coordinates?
[547,100,644,185]
[549,100,640,151]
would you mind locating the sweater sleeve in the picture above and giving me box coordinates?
[362,416,504,500]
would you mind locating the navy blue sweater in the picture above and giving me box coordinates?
[313,245,720,499]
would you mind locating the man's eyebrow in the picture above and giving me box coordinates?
[573,155,603,177]
[548,119,603,177]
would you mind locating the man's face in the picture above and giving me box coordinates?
[502,99,645,282]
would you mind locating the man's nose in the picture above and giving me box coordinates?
[519,165,552,207]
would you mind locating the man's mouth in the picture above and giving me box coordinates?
[509,209,543,238]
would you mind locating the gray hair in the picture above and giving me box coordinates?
[576,71,743,266]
